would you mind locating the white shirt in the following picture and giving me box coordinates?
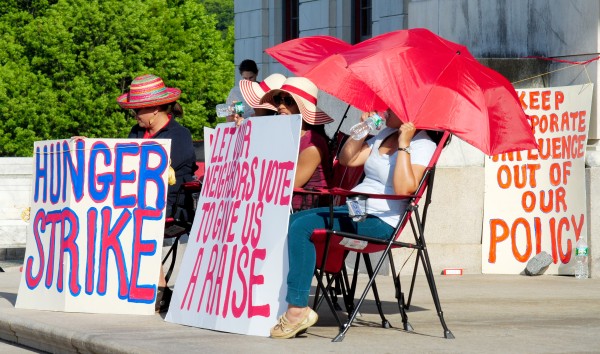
[351,127,436,227]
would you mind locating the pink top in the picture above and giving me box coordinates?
[292,130,331,210]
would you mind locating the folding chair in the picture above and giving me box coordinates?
[162,159,204,283]
[293,133,365,318]
[312,131,453,342]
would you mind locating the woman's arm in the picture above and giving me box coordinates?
[392,122,426,195]
[294,145,322,188]
[338,112,373,167]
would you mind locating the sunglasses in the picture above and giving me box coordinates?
[128,108,141,117]
[273,94,296,106]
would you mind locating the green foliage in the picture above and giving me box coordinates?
[0,0,235,156]
[200,0,234,37]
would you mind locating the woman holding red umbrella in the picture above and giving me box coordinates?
[270,109,446,339]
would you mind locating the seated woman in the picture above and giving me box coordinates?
[238,73,287,117]
[270,109,445,339]
[116,74,196,313]
[258,77,334,211]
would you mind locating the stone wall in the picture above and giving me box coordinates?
[0,158,32,250]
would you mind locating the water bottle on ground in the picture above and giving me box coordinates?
[574,237,589,279]
[349,114,384,140]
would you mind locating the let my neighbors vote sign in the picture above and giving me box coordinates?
[16,138,170,315]
[166,115,302,337]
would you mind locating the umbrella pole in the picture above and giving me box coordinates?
[333,104,351,138]
[328,104,351,156]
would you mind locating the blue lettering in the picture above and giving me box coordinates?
[114,143,138,208]
[88,142,113,203]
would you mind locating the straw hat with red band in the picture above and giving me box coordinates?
[117,74,181,109]
[239,73,286,111]
[260,77,334,125]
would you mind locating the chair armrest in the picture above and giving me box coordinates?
[181,181,202,192]
[293,187,332,195]
[328,187,417,200]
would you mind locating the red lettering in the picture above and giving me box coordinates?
[489,219,509,263]
[529,91,540,110]
[181,247,204,310]
[129,208,161,303]
[541,90,551,110]
[510,218,531,263]
[248,248,269,318]
[556,217,571,264]
[25,210,47,289]
[554,91,564,109]
[232,246,249,318]
[86,208,98,294]
[198,244,219,312]
[208,244,229,315]
[97,208,132,297]
[58,208,80,295]
[221,244,238,317]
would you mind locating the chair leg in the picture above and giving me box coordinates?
[340,264,356,315]
[406,251,420,309]
[362,254,390,329]
[333,244,395,342]
[162,235,181,284]
[388,250,413,332]
[418,246,454,339]
[332,276,343,311]
[313,269,344,329]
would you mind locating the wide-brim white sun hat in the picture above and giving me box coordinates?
[239,73,286,111]
[259,76,334,125]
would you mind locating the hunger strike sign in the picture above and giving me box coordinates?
[16,138,170,314]
[166,115,302,337]
[483,84,593,274]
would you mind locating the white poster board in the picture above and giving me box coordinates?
[483,84,593,274]
[16,138,170,314]
[166,115,302,337]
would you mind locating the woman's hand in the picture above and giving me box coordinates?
[398,122,416,147]
[339,111,378,167]
[226,113,245,126]
[359,111,375,123]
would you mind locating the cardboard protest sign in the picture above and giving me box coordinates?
[483,84,593,274]
[166,115,302,337]
[16,138,170,314]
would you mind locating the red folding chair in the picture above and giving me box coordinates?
[292,132,364,319]
[312,131,453,342]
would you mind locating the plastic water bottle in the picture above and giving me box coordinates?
[349,114,384,140]
[215,101,245,118]
[574,237,589,279]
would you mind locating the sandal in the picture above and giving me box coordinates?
[155,286,173,313]
[270,308,318,339]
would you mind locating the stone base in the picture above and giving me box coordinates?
[0,247,25,261]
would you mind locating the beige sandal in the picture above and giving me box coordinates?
[270,308,318,339]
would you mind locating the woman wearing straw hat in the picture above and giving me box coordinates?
[117,74,196,312]
[237,73,286,119]
[258,76,334,211]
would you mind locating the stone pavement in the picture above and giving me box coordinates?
[1,258,600,353]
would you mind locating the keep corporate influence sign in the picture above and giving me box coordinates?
[16,138,170,314]
[483,84,593,274]
[166,115,302,337]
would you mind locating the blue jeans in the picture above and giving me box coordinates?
[286,206,395,307]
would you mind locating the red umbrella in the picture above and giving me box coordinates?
[267,28,537,155]
[267,36,388,115]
